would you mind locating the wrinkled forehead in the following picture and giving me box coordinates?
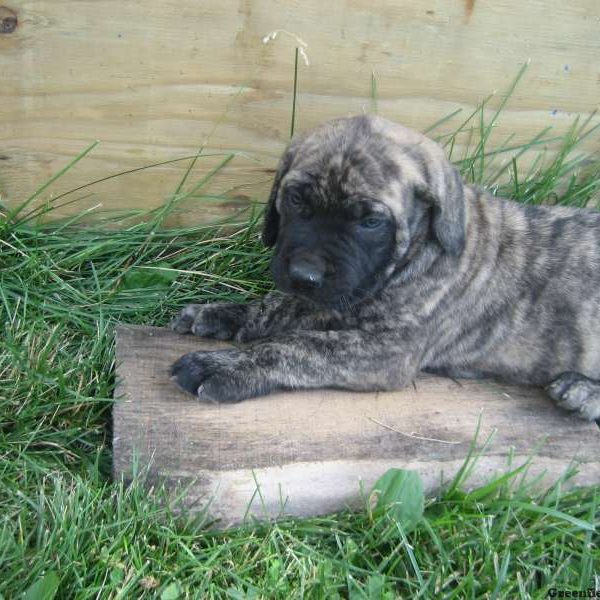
[282,150,397,207]
[280,116,435,214]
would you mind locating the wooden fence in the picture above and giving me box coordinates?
[1,0,598,224]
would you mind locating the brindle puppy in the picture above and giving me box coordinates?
[170,115,600,420]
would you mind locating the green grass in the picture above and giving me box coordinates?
[1,90,600,598]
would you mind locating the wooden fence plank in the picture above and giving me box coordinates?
[1,1,599,224]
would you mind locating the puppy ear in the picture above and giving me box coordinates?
[261,149,294,247]
[417,163,466,256]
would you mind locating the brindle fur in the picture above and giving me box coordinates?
[170,115,600,420]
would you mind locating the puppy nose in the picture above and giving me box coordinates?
[288,256,325,289]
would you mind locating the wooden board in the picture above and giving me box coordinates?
[113,325,600,528]
[2,1,599,225]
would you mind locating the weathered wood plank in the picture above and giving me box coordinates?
[1,1,599,224]
[113,325,600,527]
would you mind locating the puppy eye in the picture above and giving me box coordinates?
[360,215,385,229]
[287,193,304,209]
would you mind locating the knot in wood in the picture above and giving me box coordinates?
[0,6,17,34]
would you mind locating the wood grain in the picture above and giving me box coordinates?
[113,325,600,527]
[1,1,598,225]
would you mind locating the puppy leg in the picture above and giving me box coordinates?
[546,372,600,421]
[171,292,351,342]
[170,329,421,403]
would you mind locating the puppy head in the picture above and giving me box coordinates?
[263,115,465,309]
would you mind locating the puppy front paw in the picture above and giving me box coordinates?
[169,349,262,403]
[170,303,248,340]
